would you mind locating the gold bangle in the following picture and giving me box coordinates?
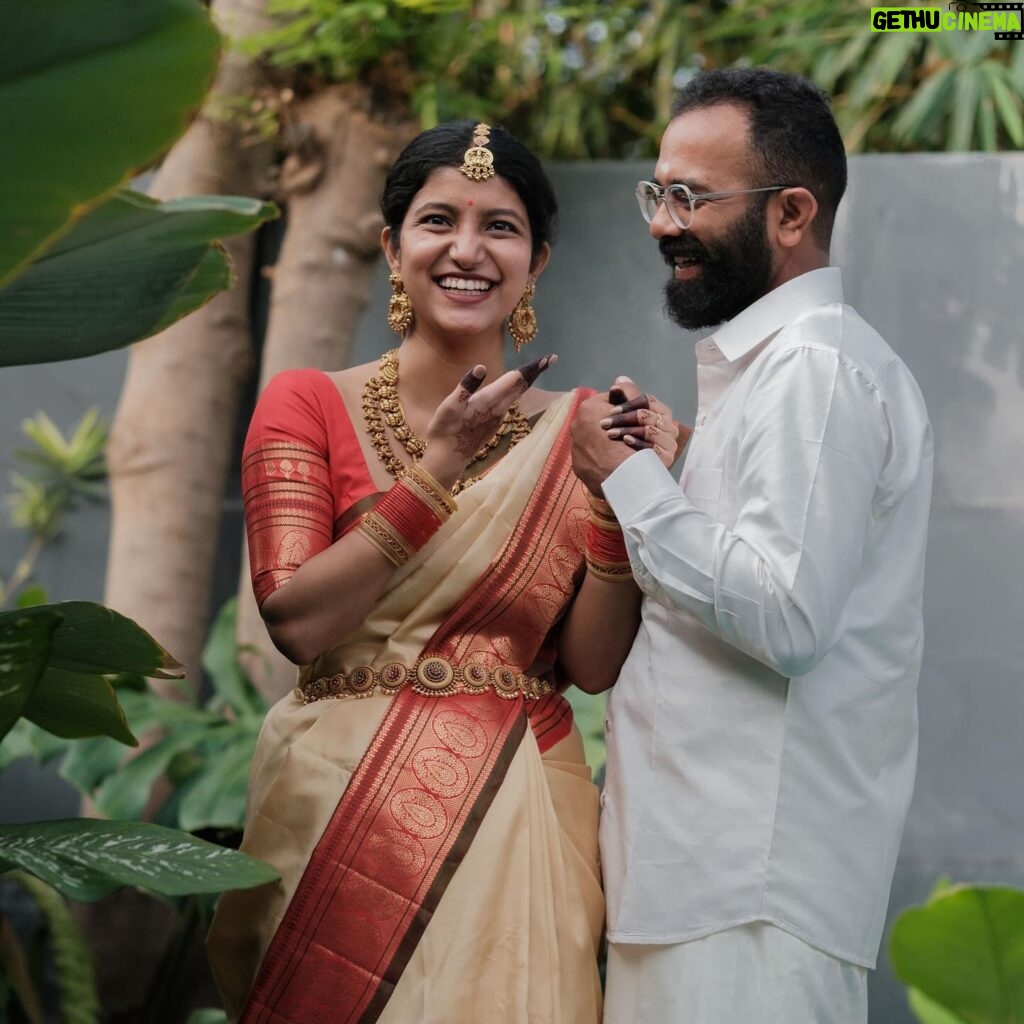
[582,485,618,523]
[358,510,413,567]
[585,558,634,583]
[404,463,458,517]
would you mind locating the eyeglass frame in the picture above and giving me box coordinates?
[635,180,794,230]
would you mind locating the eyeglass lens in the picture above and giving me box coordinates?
[636,182,693,229]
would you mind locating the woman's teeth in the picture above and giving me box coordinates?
[438,277,494,292]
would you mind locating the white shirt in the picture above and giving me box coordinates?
[599,267,933,967]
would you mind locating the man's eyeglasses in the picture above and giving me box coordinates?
[635,180,792,230]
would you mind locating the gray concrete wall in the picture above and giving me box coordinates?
[2,154,1022,1022]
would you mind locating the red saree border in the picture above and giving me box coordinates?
[241,690,526,1024]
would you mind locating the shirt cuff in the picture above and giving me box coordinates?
[601,448,683,524]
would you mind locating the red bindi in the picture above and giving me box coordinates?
[467,200,474,207]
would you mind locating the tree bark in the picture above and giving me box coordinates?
[105,0,278,695]
[236,84,419,701]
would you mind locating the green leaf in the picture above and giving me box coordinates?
[201,598,266,717]
[59,735,128,795]
[890,884,1024,1023]
[6,602,183,679]
[0,190,278,368]
[177,733,258,832]
[0,718,70,770]
[983,64,1024,148]
[892,67,957,146]
[849,31,919,110]
[21,668,137,747]
[92,724,216,820]
[949,67,981,151]
[908,987,970,1024]
[0,609,61,741]
[149,243,232,337]
[14,585,48,609]
[0,819,279,902]
[0,0,221,284]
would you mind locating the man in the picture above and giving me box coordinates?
[571,68,933,1023]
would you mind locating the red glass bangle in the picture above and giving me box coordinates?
[585,519,628,565]
[374,479,444,550]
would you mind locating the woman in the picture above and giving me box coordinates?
[208,120,680,1024]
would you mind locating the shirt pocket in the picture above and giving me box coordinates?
[680,466,723,506]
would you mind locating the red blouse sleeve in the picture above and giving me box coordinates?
[241,370,341,606]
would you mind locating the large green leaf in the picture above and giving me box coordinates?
[0,0,220,283]
[0,191,277,367]
[7,602,183,679]
[890,884,1024,1023]
[0,610,60,741]
[0,819,279,902]
[21,668,136,747]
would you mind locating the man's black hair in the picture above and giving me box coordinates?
[671,68,847,247]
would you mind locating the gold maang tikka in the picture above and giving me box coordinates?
[460,123,496,181]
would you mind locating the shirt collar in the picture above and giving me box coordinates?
[704,267,844,364]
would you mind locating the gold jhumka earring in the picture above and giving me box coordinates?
[459,123,496,181]
[387,272,414,337]
[508,280,537,352]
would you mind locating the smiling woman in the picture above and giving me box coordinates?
[205,121,647,1024]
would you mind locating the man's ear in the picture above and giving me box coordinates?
[772,187,818,250]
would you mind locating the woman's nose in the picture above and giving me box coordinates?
[449,225,484,265]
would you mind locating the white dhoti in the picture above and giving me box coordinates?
[604,922,867,1024]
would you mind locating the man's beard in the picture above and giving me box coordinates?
[661,198,774,331]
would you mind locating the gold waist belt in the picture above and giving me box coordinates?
[298,656,554,704]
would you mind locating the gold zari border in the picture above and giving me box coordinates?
[297,656,553,704]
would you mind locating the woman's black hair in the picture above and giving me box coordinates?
[380,120,558,259]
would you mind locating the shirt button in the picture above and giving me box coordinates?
[600,791,608,808]
[604,717,611,733]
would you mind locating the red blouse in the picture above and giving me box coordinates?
[241,370,377,606]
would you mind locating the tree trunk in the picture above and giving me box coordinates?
[105,0,278,695]
[236,84,419,702]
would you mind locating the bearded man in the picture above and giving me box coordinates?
[571,68,933,1024]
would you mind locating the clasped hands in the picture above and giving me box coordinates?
[571,377,691,498]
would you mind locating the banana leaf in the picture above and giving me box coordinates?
[0,191,278,367]
[0,0,220,283]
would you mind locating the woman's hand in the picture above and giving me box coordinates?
[420,354,557,488]
[601,390,691,470]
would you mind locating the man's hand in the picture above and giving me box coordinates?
[571,379,639,496]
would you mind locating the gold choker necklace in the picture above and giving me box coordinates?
[362,349,531,496]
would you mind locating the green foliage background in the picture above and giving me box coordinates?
[248,0,1024,156]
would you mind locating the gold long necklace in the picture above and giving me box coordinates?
[362,349,531,496]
